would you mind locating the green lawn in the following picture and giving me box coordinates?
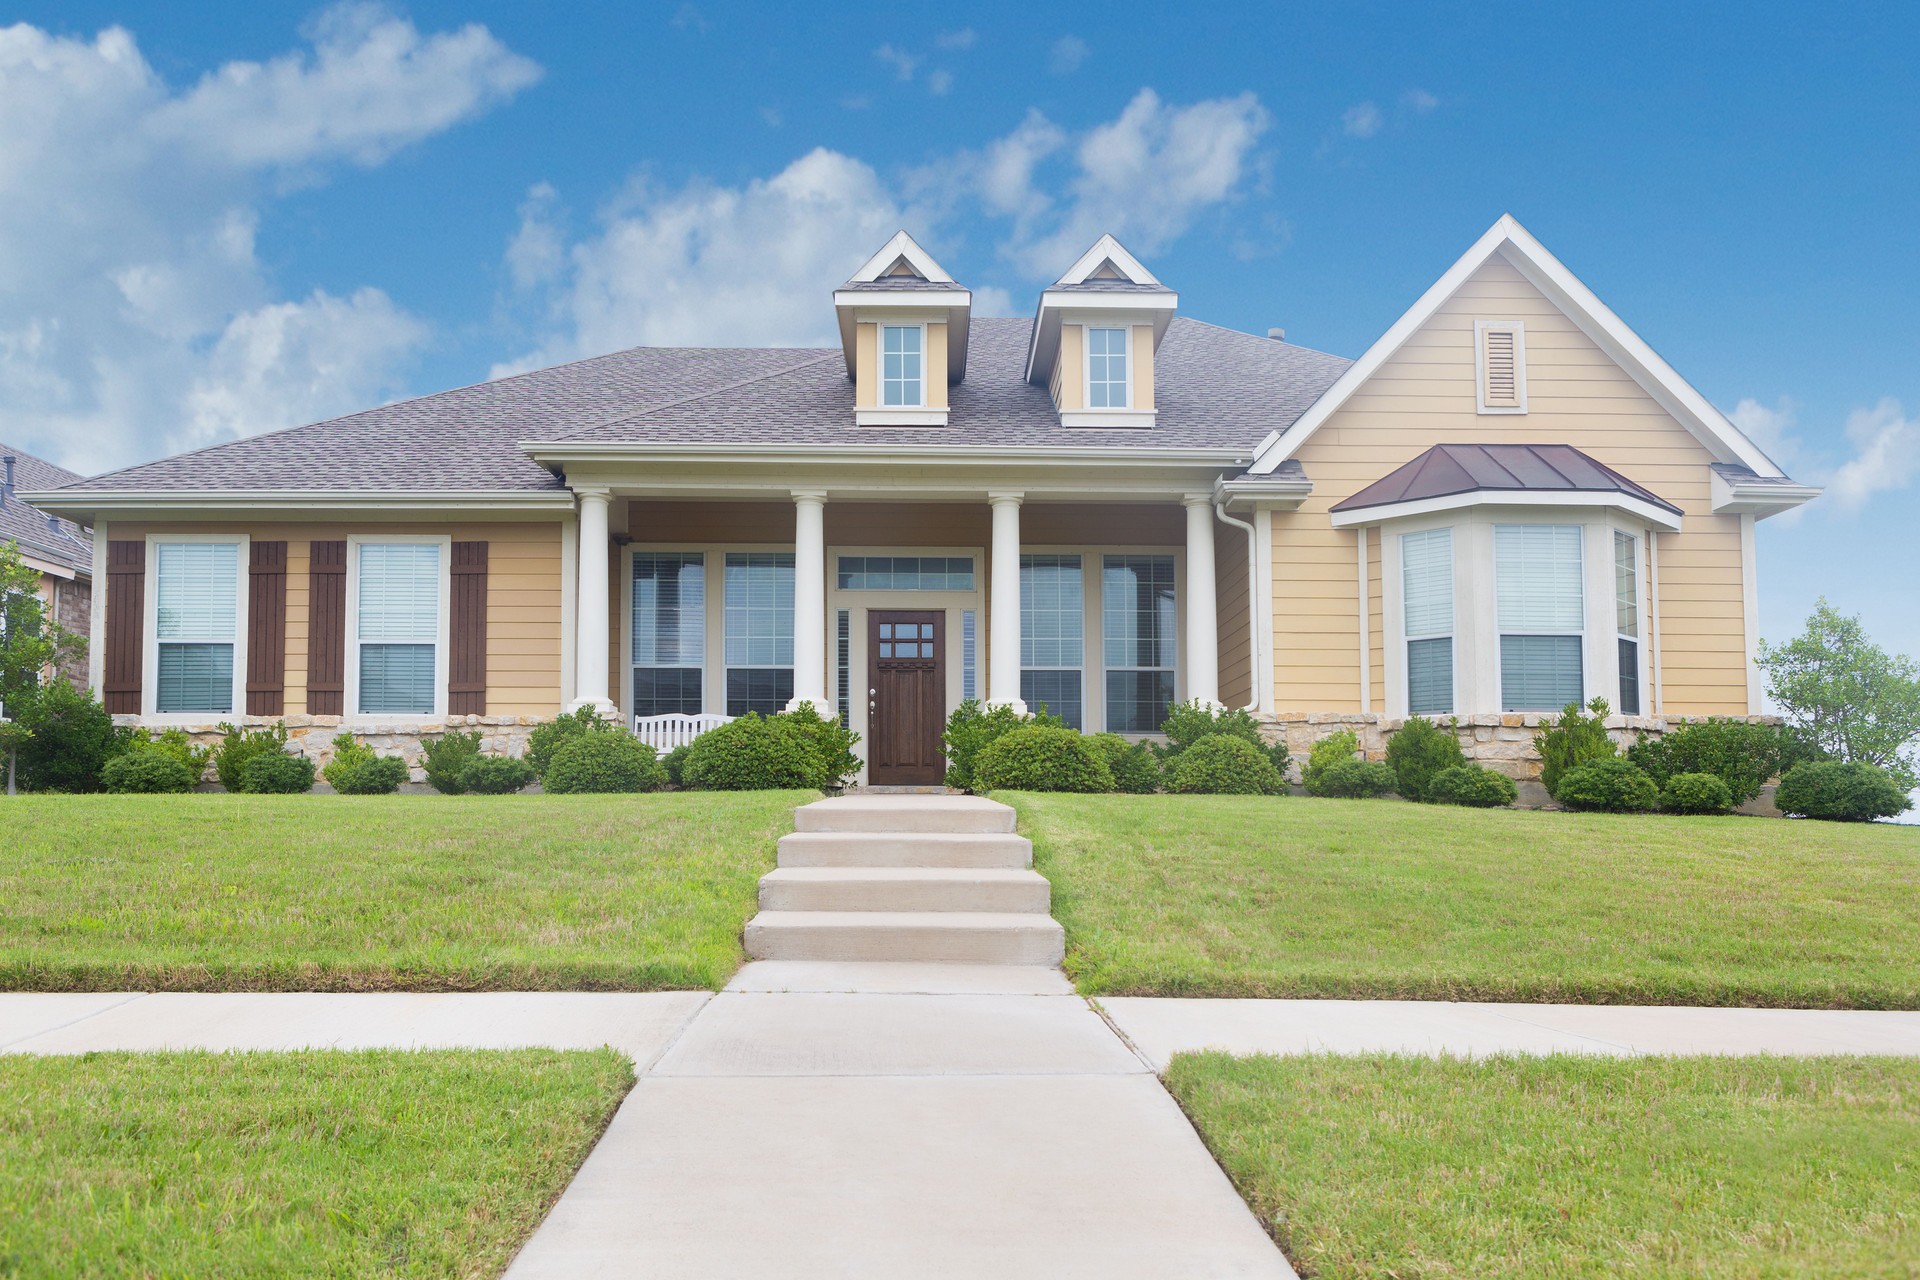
[1166,1052,1920,1279]
[0,1048,629,1278]
[1015,794,1920,1007]
[0,792,809,992]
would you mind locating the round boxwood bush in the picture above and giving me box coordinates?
[1385,716,1467,802]
[973,725,1114,793]
[1086,732,1161,794]
[682,714,825,790]
[1661,771,1735,816]
[1308,758,1398,799]
[1426,764,1518,809]
[526,707,613,780]
[1166,735,1285,796]
[238,751,316,795]
[102,750,197,794]
[330,756,408,795]
[543,731,666,794]
[1554,758,1658,813]
[458,755,537,795]
[1774,761,1911,823]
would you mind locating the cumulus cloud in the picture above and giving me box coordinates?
[1828,398,1919,507]
[0,7,536,472]
[500,90,1271,368]
[1731,395,1802,468]
[1048,36,1089,74]
[1341,101,1383,138]
[937,29,977,51]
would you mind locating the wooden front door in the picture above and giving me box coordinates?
[868,610,946,785]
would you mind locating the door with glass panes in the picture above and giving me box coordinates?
[867,610,945,785]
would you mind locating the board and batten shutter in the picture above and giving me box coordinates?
[245,541,289,716]
[1476,320,1526,413]
[307,540,347,716]
[448,541,488,715]
[103,540,146,714]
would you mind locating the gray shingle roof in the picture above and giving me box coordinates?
[45,318,1350,495]
[1048,280,1175,294]
[1,444,92,572]
[839,277,968,292]
[1331,443,1682,516]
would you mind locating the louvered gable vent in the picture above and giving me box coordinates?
[1476,320,1526,414]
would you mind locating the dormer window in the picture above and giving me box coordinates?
[1086,327,1129,408]
[882,324,925,408]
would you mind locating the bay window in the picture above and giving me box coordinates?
[632,552,706,716]
[1020,553,1084,729]
[724,551,794,715]
[1614,530,1642,715]
[1400,528,1454,716]
[1102,554,1176,733]
[1495,524,1585,711]
[353,542,443,716]
[153,540,243,714]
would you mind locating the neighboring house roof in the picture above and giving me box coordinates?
[0,444,92,574]
[1328,442,1685,531]
[1249,214,1792,480]
[38,318,1350,498]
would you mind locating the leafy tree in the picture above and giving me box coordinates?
[0,541,77,795]
[1758,600,1920,789]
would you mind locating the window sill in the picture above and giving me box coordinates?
[1060,409,1155,428]
[856,407,948,427]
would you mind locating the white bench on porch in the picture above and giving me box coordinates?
[633,713,732,752]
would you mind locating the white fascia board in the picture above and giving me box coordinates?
[1054,234,1162,287]
[522,440,1250,467]
[1328,488,1684,532]
[854,408,951,427]
[845,230,957,284]
[1711,469,1823,518]
[19,551,79,580]
[1059,410,1157,428]
[21,489,578,518]
[1249,214,1786,478]
[833,289,973,310]
[1213,475,1314,510]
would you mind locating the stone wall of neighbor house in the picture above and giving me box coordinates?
[115,713,548,786]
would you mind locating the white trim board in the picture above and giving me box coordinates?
[1248,214,1787,478]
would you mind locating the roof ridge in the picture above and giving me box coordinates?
[542,350,845,441]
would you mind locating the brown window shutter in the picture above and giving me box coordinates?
[307,540,347,716]
[246,541,288,716]
[449,541,488,715]
[103,540,145,714]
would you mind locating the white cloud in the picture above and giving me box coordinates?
[873,44,919,81]
[502,90,1271,367]
[1828,398,1920,507]
[926,69,954,96]
[1730,395,1801,467]
[1342,101,1383,138]
[1403,87,1439,113]
[0,7,537,472]
[1048,36,1089,74]
[937,29,977,51]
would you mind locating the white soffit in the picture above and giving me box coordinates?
[1247,215,1788,478]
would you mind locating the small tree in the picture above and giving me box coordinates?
[0,542,71,795]
[1758,600,1920,789]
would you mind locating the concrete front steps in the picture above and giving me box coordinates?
[744,795,1065,966]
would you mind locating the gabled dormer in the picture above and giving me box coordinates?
[1024,234,1178,428]
[834,231,971,427]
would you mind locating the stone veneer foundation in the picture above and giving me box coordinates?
[112,714,544,785]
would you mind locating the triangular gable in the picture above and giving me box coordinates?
[1052,233,1162,287]
[844,230,956,285]
[1247,215,1785,477]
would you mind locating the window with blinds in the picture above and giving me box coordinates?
[356,543,441,715]
[1400,528,1453,715]
[1614,530,1641,715]
[632,552,706,716]
[1103,554,1176,733]
[154,541,241,714]
[1496,524,1583,710]
[1020,554,1083,729]
[723,552,794,716]
[1476,321,1526,413]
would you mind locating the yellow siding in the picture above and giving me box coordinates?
[927,322,949,409]
[1217,514,1252,709]
[115,520,564,716]
[1276,254,1750,715]
[1055,326,1084,411]
[854,323,876,408]
[1366,527,1383,712]
[1132,324,1156,411]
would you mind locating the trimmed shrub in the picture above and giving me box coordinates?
[1159,700,1264,759]
[459,755,536,795]
[661,744,691,788]
[527,707,613,780]
[1774,761,1912,823]
[1536,698,1618,798]
[1555,758,1659,813]
[1661,771,1735,816]
[1301,730,1360,796]
[1385,716,1467,803]
[238,751,316,795]
[973,725,1113,793]
[942,700,1067,792]
[10,681,136,792]
[683,714,824,791]
[327,745,408,796]
[423,730,484,795]
[213,721,291,793]
[1309,758,1398,799]
[1427,764,1518,809]
[1087,732,1161,794]
[139,728,212,781]
[779,704,861,789]
[544,731,666,794]
[1166,735,1285,796]
[1628,719,1804,805]
[102,750,196,794]
[321,735,381,792]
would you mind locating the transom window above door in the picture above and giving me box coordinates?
[881,324,924,407]
[837,556,974,591]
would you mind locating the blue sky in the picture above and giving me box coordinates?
[3,0,1916,666]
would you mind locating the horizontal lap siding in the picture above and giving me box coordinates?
[1277,254,1751,715]
[1217,517,1252,709]
[1367,528,1383,712]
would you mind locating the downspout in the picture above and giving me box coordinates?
[1214,502,1263,713]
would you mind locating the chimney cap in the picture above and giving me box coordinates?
[1266,327,1286,341]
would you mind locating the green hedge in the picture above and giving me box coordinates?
[238,752,316,795]
[1086,732,1162,794]
[1774,761,1911,823]
[1425,764,1517,808]
[1309,758,1398,799]
[101,750,196,794]
[1385,716,1466,802]
[458,755,536,794]
[1166,735,1285,796]
[1661,771,1735,816]
[974,725,1113,793]
[543,732,665,794]
[683,714,823,790]
[1555,758,1658,813]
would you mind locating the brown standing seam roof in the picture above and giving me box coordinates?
[1330,443,1683,516]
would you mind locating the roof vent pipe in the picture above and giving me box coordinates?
[1266,327,1286,341]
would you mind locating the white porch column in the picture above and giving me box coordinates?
[1183,493,1222,709]
[786,489,831,715]
[987,491,1027,714]
[568,486,617,715]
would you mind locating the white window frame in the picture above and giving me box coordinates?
[627,548,709,719]
[1493,522,1586,713]
[1474,319,1528,415]
[1099,550,1182,737]
[344,534,451,724]
[1084,325,1131,410]
[1610,526,1649,718]
[1399,526,1457,717]
[142,533,249,723]
[879,322,928,409]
